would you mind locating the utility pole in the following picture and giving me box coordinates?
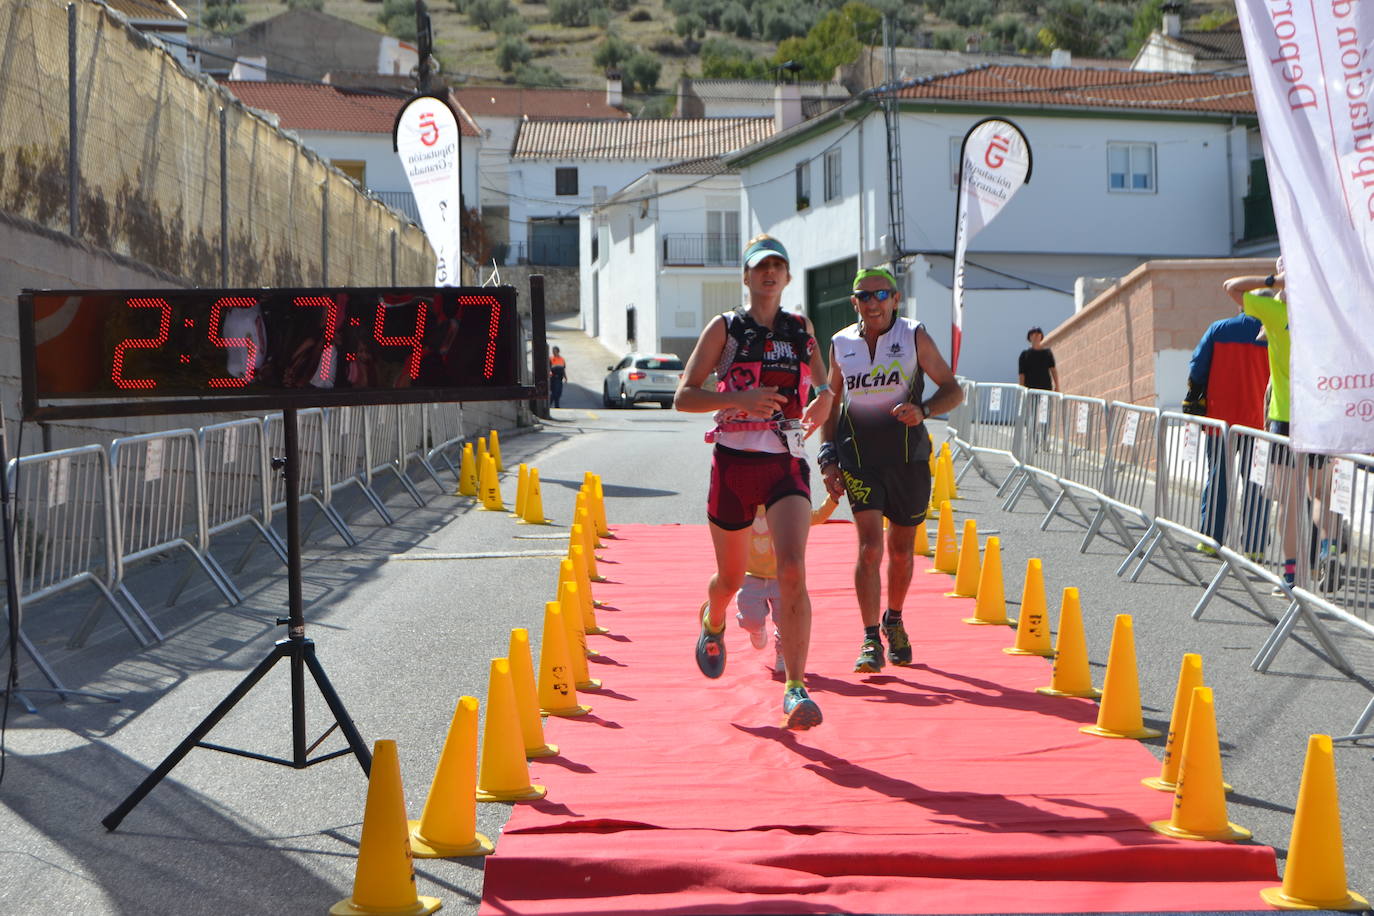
[414,0,434,92]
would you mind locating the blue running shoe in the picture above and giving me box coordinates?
[695,603,726,678]
[782,686,822,730]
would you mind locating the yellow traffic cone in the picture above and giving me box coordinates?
[579,478,606,546]
[565,553,608,635]
[964,536,1010,625]
[457,443,477,498]
[573,519,603,582]
[942,449,959,501]
[929,501,958,574]
[1080,615,1162,740]
[409,696,495,859]
[479,454,503,511]
[1036,587,1101,698]
[488,429,503,471]
[476,436,488,472]
[1260,734,1369,910]
[929,457,951,517]
[511,463,529,519]
[558,579,601,690]
[330,739,441,915]
[575,490,603,550]
[519,467,549,525]
[538,601,590,717]
[1005,558,1054,657]
[508,628,558,758]
[1145,654,1212,792]
[913,519,931,557]
[1150,687,1249,841]
[592,474,613,538]
[947,519,980,597]
[475,658,547,803]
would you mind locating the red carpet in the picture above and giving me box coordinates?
[479,523,1278,915]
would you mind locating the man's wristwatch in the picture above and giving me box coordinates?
[920,402,932,419]
[1264,274,1276,287]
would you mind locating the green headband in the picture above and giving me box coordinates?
[853,267,898,290]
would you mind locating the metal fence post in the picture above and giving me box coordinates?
[220,106,229,286]
[67,2,78,238]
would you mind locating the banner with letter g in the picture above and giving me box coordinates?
[393,93,463,287]
[951,118,1031,373]
[1236,0,1374,452]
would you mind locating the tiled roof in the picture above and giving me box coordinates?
[652,156,737,176]
[452,86,629,120]
[102,0,187,20]
[513,118,773,161]
[1169,23,1247,61]
[892,64,1253,114]
[221,81,480,136]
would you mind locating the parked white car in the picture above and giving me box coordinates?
[602,353,684,408]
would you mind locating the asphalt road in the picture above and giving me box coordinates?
[1,314,1370,914]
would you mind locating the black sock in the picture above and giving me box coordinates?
[883,608,903,625]
[864,625,881,642]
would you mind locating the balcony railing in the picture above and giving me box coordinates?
[663,233,740,267]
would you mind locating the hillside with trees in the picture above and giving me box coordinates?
[203,0,1238,114]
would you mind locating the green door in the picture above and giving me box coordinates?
[805,256,857,358]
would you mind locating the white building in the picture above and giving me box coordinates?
[675,78,850,119]
[715,63,1269,385]
[1131,9,1248,75]
[452,82,630,265]
[581,157,745,362]
[221,81,481,230]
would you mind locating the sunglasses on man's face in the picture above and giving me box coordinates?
[852,289,894,302]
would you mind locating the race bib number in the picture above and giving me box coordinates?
[785,426,806,459]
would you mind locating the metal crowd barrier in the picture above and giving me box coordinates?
[200,418,288,571]
[424,402,466,481]
[266,409,358,546]
[400,403,446,493]
[323,407,393,527]
[365,405,424,508]
[949,380,1373,741]
[108,430,242,642]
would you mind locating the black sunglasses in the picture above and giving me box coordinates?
[852,289,894,302]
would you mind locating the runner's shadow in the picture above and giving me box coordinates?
[535,756,596,774]
[563,713,623,729]
[588,653,628,667]
[580,686,636,702]
[732,724,1152,835]
[802,671,958,707]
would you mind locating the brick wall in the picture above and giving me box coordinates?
[1046,258,1276,406]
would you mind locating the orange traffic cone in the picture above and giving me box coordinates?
[913,519,931,557]
[330,739,441,915]
[479,453,503,511]
[964,536,1010,625]
[409,697,495,859]
[947,519,980,597]
[1260,734,1369,910]
[519,467,549,525]
[1005,558,1053,657]
[511,463,529,519]
[558,579,601,690]
[456,443,477,498]
[475,658,547,802]
[592,474,613,537]
[565,553,608,635]
[1150,687,1249,841]
[1036,587,1100,698]
[538,601,590,717]
[1144,654,1217,792]
[508,628,558,758]
[488,428,504,471]
[1081,615,1162,740]
[929,501,958,574]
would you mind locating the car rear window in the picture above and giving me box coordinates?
[636,357,683,370]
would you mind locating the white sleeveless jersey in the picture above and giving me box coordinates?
[831,316,930,466]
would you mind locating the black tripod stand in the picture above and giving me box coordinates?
[103,407,371,831]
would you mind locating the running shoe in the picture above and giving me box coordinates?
[782,685,822,730]
[737,613,768,650]
[882,613,913,666]
[853,638,884,673]
[1270,573,1295,598]
[695,603,726,678]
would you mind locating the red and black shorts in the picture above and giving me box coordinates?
[840,461,932,527]
[708,445,811,531]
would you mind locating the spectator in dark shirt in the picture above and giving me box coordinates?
[1017,327,1058,390]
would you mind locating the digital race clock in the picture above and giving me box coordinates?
[19,286,529,420]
